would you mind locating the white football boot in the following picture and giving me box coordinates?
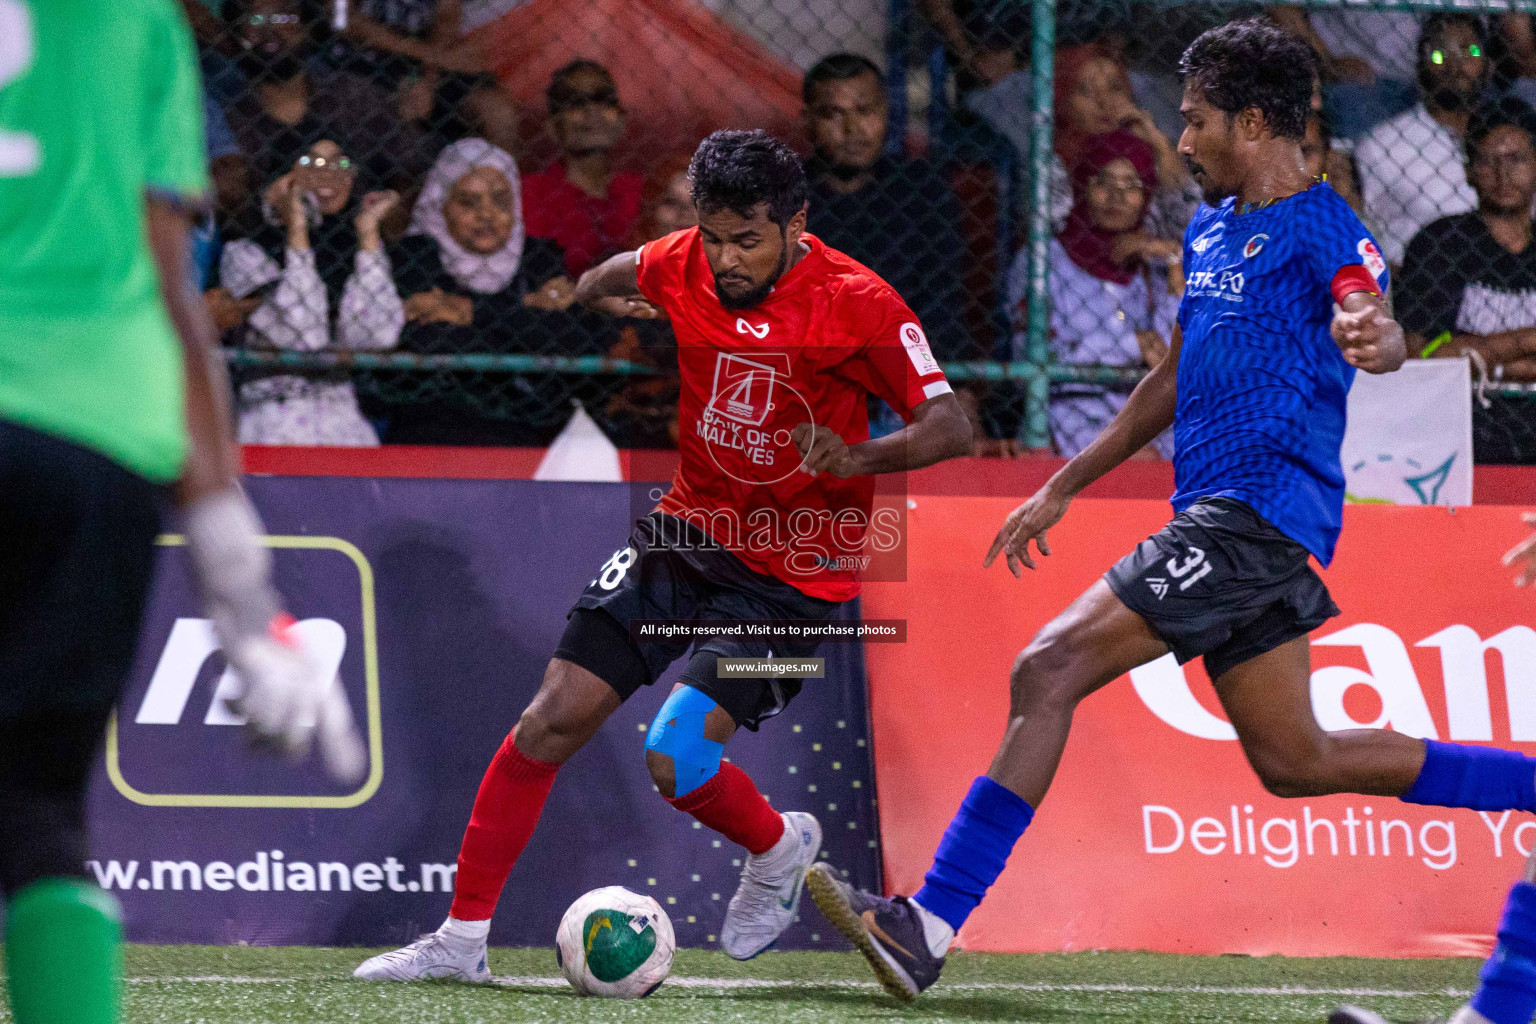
[720,811,822,960]
[353,931,491,983]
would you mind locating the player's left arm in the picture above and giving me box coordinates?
[1313,211,1403,374]
[792,392,972,477]
[1331,289,1406,374]
[791,300,972,477]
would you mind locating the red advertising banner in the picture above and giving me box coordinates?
[862,498,1536,957]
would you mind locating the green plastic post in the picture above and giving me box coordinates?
[1023,0,1056,449]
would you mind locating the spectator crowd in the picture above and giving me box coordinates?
[187,0,1536,462]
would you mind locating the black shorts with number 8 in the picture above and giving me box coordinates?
[556,512,842,729]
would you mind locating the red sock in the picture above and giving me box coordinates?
[449,732,560,921]
[665,761,786,855]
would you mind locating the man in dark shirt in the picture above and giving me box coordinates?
[1399,97,1536,461]
[802,53,974,359]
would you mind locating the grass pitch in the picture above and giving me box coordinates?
[0,945,1480,1023]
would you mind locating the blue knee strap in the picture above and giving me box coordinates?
[645,686,724,798]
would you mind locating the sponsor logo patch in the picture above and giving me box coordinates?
[899,322,940,376]
[709,352,779,426]
[1358,238,1387,284]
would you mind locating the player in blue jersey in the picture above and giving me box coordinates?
[1326,529,1536,1024]
[810,18,1536,1002]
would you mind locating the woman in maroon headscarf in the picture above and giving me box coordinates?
[1011,130,1180,457]
[1051,43,1196,238]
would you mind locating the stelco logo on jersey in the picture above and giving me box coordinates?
[1358,238,1388,285]
[1185,269,1245,302]
[109,535,382,809]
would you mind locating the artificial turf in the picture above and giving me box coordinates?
[0,944,1483,1023]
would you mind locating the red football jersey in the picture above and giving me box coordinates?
[635,228,953,601]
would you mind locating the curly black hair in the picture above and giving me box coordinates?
[688,129,808,229]
[1178,17,1317,141]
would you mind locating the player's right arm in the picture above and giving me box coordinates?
[985,323,1181,577]
[139,4,361,780]
[147,198,237,502]
[574,250,662,319]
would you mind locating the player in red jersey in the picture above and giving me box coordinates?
[354,128,971,981]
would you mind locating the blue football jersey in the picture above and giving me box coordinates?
[1173,181,1388,566]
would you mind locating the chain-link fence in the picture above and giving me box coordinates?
[192,0,1536,461]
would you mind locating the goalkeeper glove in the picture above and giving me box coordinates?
[182,487,365,783]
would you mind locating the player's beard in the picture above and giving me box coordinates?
[714,238,787,310]
[1187,160,1232,204]
[1197,181,1233,204]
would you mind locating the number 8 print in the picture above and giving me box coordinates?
[596,547,637,591]
[0,0,40,177]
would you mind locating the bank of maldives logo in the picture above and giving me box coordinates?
[108,534,382,809]
[709,352,784,427]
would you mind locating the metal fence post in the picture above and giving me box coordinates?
[1023,0,1056,449]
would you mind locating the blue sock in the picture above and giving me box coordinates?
[1472,881,1536,1024]
[912,776,1034,932]
[1402,741,1536,812]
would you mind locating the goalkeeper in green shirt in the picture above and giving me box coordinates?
[0,2,363,1021]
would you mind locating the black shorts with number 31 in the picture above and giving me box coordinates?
[1103,497,1340,681]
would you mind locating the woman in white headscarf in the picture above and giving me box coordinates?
[375,138,616,443]
[364,138,576,353]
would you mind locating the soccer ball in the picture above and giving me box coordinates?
[555,886,675,998]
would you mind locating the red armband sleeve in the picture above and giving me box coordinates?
[1330,264,1381,305]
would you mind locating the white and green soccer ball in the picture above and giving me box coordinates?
[555,886,675,998]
